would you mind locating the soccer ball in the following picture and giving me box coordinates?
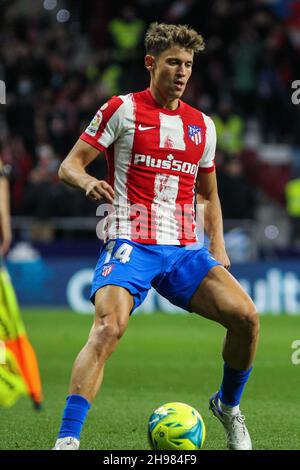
[148,402,206,450]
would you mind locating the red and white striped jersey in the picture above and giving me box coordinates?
[80,88,216,245]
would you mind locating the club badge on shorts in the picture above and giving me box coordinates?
[188,125,202,145]
[101,264,114,277]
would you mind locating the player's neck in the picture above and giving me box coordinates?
[149,85,180,111]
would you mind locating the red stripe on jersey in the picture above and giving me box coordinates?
[179,107,207,242]
[80,133,105,152]
[127,91,161,241]
[105,146,115,189]
[198,162,216,173]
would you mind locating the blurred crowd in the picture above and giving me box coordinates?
[0,0,300,245]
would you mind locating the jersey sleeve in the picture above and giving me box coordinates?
[198,115,216,173]
[80,95,125,152]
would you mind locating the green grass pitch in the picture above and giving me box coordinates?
[1,310,300,450]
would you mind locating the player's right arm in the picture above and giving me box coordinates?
[58,139,114,204]
[59,95,126,204]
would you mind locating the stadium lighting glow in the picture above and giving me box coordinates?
[56,9,71,23]
[43,0,57,10]
[265,225,279,240]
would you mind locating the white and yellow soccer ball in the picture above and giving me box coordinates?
[148,402,206,450]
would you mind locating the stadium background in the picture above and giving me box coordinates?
[1,0,300,451]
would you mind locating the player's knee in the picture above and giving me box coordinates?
[101,321,121,342]
[117,319,128,339]
[91,305,128,350]
[100,311,128,341]
[231,301,259,338]
[89,319,120,356]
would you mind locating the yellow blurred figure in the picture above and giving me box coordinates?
[0,158,43,408]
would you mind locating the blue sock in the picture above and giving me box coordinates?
[58,394,91,440]
[218,363,252,407]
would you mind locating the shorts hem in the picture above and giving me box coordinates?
[90,282,140,314]
[184,261,222,312]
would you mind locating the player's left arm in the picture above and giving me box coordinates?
[196,170,230,269]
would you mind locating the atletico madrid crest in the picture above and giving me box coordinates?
[188,125,202,145]
[101,264,114,277]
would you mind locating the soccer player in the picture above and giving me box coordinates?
[0,158,12,256]
[53,23,259,450]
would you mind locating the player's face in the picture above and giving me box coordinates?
[148,46,194,101]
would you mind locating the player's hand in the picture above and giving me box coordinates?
[209,242,231,270]
[84,180,115,204]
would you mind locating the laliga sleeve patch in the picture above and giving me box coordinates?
[86,110,103,137]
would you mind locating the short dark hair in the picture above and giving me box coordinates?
[145,22,205,56]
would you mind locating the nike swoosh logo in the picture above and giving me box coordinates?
[138,124,156,131]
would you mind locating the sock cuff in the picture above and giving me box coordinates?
[58,394,91,440]
[219,363,253,407]
[224,363,253,377]
[66,394,91,409]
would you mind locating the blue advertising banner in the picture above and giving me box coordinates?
[6,257,300,315]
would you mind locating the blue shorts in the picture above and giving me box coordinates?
[90,239,221,314]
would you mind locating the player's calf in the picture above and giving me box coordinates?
[222,299,259,371]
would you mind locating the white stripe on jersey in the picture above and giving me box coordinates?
[159,113,186,150]
[151,174,180,244]
[199,114,216,169]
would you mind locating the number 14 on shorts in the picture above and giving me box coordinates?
[104,241,133,264]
